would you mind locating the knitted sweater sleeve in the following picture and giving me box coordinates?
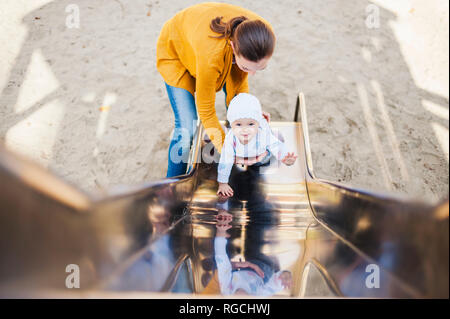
[196,55,226,153]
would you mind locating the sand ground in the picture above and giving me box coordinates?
[0,0,448,203]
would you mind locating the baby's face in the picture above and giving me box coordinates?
[231,118,259,144]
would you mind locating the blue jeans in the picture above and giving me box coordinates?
[165,83,228,177]
[165,83,198,177]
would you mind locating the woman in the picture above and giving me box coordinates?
[157,2,276,177]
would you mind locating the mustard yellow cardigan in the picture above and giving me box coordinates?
[156,2,273,153]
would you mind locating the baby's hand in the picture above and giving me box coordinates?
[217,183,234,197]
[281,152,297,166]
[278,271,293,289]
[216,223,232,237]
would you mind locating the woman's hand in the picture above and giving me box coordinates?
[262,111,271,123]
[235,150,268,165]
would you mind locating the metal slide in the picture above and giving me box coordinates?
[0,93,448,298]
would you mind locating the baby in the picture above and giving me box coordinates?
[215,214,293,296]
[217,93,297,196]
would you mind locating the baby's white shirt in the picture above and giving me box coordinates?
[217,119,288,183]
[214,237,285,296]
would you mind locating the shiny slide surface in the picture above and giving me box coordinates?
[0,94,447,298]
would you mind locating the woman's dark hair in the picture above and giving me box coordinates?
[210,16,275,62]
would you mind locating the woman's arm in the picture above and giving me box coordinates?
[196,58,226,153]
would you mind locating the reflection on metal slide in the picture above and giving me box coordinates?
[0,93,448,298]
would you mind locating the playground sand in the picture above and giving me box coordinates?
[0,0,448,202]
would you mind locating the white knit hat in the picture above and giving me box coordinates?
[227,93,263,125]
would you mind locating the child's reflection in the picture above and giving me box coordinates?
[214,210,292,296]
